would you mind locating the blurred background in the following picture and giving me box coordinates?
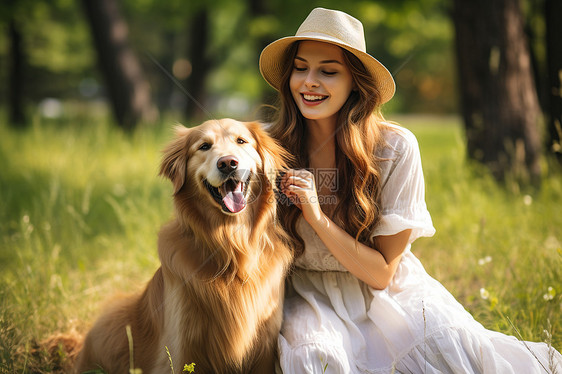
[1,0,457,120]
[2,0,560,182]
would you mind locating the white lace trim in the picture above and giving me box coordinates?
[294,218,349,272]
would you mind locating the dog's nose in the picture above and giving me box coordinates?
[217,155,238,173]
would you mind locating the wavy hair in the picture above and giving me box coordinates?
[268,41,392,257]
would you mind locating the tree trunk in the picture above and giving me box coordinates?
[8,17,25,127]
[248,0,272,53]
[248,0,275,110]
[452,0,542,184]
[545,0,562,160]
[82,0,156,130]
[184,8,210,121]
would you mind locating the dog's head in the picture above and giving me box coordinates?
[160,118,288,218]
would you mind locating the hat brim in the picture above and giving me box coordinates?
[259,35,395,104]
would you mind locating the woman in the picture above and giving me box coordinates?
[259,7,562,374]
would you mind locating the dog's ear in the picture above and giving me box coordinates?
[246,122,292,187]
[160,125,191,194]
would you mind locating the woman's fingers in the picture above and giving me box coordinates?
[282,169,315,190]
[280,169,316,210]
[280,169,324,223]
[284,177,310,189]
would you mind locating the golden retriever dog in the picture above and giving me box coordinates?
[74,119,293,373]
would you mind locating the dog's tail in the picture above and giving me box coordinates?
[36,329,83,373]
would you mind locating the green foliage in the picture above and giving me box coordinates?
[22,1,94,74]
[0,114,560,372]
[0,0,457,117]
[1,0,97,101]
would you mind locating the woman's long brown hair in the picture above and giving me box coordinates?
[268,41,392,257]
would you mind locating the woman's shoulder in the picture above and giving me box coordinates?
[379,122,420,158]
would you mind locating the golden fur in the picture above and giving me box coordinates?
[74,119,293,373]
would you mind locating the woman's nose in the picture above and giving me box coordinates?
[304,71,319,88]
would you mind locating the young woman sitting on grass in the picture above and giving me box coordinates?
[259,7,562,373]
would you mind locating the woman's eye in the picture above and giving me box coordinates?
[199,143,211,151]
[323,71,337,76]
[294,66,307,72]
[237,137,247,144]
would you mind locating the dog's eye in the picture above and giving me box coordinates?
[237,137,247,144]
[198,142,211,151]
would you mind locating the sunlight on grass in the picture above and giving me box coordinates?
[0,114,560,372]
[0,118,173,371]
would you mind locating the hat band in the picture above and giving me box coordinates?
[295,31,366,53]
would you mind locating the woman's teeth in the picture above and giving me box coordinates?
[303,94,326,102]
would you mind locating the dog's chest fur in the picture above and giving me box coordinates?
[154,220,291,373]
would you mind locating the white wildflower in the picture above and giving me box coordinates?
[543,287,556,301]
[478,256,492,266]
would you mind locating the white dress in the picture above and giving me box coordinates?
[278,124,562,373]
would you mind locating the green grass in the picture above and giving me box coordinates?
[0,113,561,372]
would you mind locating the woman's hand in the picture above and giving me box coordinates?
[280,170,411,290]
[280,169,324,224]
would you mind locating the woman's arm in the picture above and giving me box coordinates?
[312,215,410,289]
[281,169,411,290]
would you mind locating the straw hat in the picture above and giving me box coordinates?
[259,7,395,104]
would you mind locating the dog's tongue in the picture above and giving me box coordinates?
[222,181,246,213]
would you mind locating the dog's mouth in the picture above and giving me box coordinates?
[204,174,252,214]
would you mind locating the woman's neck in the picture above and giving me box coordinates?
[306,117,337,169]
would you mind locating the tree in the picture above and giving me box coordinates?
[452,0,542,184]
[3,0,28,127]
[82,0,156,130]
[545,0,562,160]
[184,7,211,120]
[8,16,25,127]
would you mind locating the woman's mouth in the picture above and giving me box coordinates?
[301,93,328,105]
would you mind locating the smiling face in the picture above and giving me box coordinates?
[289,41,354,123]
[187,119,262,215]
[160,119,290,226]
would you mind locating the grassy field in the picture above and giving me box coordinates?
[0,113,561,372]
